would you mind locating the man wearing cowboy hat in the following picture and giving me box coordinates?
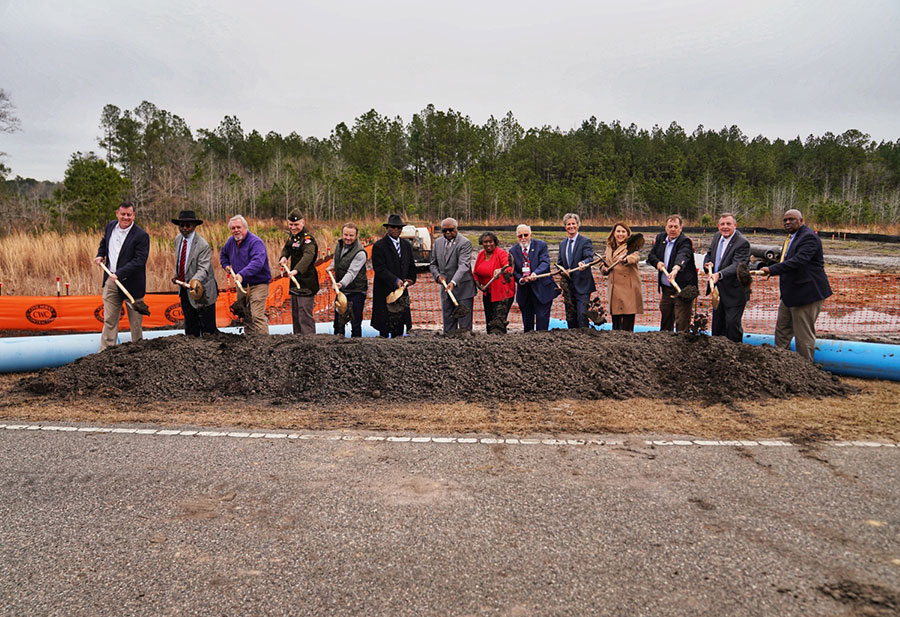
[371,214,416,337]
[172,210,218,336]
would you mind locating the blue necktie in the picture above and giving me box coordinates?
[567,238,574,266]
[714,237,725,272]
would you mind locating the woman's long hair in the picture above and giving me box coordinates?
[606,221,631,249]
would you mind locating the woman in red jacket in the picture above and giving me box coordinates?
[474,232,515,333]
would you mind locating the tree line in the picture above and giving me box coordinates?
[3,100,900,231]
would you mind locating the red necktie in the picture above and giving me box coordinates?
[178,239,187,281]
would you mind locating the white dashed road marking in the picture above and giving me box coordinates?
[0,423,897,448]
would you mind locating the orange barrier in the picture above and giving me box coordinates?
[0,246,372,332]
[3,261,900,335]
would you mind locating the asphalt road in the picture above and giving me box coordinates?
[1,426,898,617]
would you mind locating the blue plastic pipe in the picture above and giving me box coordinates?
[2,320,899,381]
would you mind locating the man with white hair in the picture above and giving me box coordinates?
[509,224,559,332]
[429,217,475,332]
[220,214,272,335]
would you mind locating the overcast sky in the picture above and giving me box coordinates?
[2,0,898,181]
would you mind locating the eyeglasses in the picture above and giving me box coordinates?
[441,228,455,233]
[517,233,530,238]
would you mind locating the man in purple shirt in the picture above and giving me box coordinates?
[220,214,272,335]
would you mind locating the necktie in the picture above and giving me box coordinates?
[178,238,187,281]
[567,238,574,265]
[780,235,792,262]
[714,237,725,272]
[396,241,402,259]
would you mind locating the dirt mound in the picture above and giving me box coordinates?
[16,330,852,405]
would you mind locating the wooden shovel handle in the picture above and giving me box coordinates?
[97,261,137,303]
[440,280,460,306]
[227,267,245,293]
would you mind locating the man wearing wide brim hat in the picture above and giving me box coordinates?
[172,209,219,336]
[371,214,417,337]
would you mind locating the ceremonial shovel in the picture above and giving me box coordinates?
[705,263,721,309]
[441,280,471,319]
[97,262,151,315]
[226,267,251,321]
[386,281,409,304]
[173,278,205,302]
[281,265,301,289]
[327,271,350,316]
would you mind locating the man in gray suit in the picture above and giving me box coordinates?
[172,210,219,336]
[703,212,751,343]
[429,217,475,333]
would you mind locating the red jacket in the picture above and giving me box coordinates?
[474,247,515,302]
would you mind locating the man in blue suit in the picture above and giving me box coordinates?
[557,213,595,329]
[761,209,832,362]
[94,201,149,351]
[510,224,559,332]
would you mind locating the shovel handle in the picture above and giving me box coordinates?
[174,279,190,289]
[440,280,460,306]
[97,261,137,304]
[282,265,301,288]
[533,265,564,279]
[664,270,682,294]
[327,270,340,292]
[227,267,246,293]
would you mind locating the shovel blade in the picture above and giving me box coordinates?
[129,299,151,316]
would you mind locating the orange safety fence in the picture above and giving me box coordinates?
[3,262,900,336]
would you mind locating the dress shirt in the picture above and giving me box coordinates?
[108,222,134,273]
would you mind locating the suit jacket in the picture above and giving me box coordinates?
[429,234,475,301]
[646,231,699,292]
[371,234,417,332]
[97,221,149,299]
[174,232,219,309]
[509,240,559,306]
[558,234,596,296]
[703,230,751,307]
[765,225,832,307]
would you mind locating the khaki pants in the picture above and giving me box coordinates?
[241,284,270,335]
[100,277,144,351]
[775,299,823,363]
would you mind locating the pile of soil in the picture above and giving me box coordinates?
[16,329,852,405]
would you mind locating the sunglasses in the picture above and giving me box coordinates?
[517,233,530,238]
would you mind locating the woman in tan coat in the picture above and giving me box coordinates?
[602,222,644,331]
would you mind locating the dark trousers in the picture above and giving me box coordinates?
[180,288,218,337]
[563,285,591,329]
[378,308,409,338]
[518,290,552,332]
[334,292,365,338]
[611,314,635,331]
[659,287,694,332]
[483,295,512,334]
[712,301,746,343]
[290,293,316,334]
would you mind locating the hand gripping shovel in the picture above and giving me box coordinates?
[328,271,350,316]
[173,278,206,303]
[705,263,720,310]
[441,280,470,319]
[281,265,301,290]
[664,269,699,302]
[386,281,410,313]
[97,261,151,315]
[226,267,251,322]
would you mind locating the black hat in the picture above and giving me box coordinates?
[171,210,203,225]
[383,214,406,228]
[287,209,304,222]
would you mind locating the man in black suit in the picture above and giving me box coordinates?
[703,212,751,343]
[371,214,416,338]
[646,214,698,332]
[761,209,832,362]
[94,201,150,350]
